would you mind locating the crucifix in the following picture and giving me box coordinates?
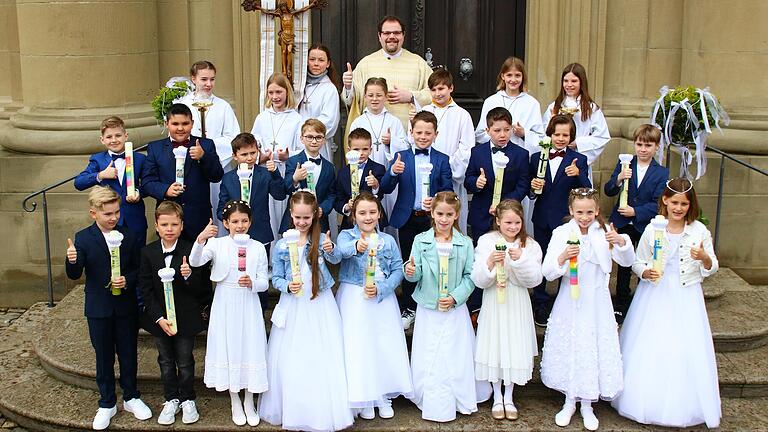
[241,0,327,84]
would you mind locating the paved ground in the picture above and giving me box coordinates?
[0,308,28,432]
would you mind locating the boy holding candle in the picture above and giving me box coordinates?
[139,201,210,425]
[603,124,669,323]
[65,186,152,430]
[334,128,387,230]
[75,116,148,244]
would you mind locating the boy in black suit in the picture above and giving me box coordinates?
[66,186,152,430]
[139,201,210,425]
[334,128,387,230]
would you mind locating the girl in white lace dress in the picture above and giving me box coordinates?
[540,188,634,431]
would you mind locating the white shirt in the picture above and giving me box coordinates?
[251,107,303,174]
[349,108,409,167]
[105,151,126,185]
[636,163,650,186]
[476,91,544,155]
[548,150,565,182]
[542,99,610,167]
[298,75,341,162]
[420,99,474,183]
[412,147,431,210]
[176,93,241,168]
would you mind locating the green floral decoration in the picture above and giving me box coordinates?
[653,86,718,145]
[698,209,710,226]
[151,81,191,123]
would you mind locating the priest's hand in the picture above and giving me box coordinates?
[343,62,353,90]
[387,84,413,104]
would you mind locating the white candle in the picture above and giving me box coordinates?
[365,232,378,298]
[124,142,136,197]
[172,146,187,185]
[237,163,252,204]
[283,229,302,296]
[650,215,668,277]
[302,160,317,193]
[233,233,250,277]
[418,162,433,204]
[491,152,509,207]
[157,267,177,335]
[436,242,453,311]
[346,150,361,198]
[618,153,633,208]
[534,137,552,195]
[105,230,124,296]
[495,238,507,304]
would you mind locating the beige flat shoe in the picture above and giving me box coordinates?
[491,402,505,420]
[505,403,519,420]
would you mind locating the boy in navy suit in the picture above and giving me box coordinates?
[334,128,387,230]
[141,103,224,242]
[528,114,591,326]
[65,186,152,430]
[380,111,453,329]
[281,119,336,233]
[75,116,148,243]
[604,124,669,323]
[139,201,210,425]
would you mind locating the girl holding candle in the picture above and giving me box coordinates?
[189,201,269,427]
[612,178,720,428]
[298,44,341,164]
[335,192,412,420]
[470,199,542,421]
[259,191,354,432]
[540,188,634,431]
[404,191,490,422]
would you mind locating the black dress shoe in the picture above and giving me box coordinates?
[614,311,625,325]
[534,308,549,327]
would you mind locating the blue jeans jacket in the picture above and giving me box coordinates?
[272,232,341,293]
[336,226,403,303]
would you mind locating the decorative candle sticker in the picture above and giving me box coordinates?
[172,146,187,185]
[302,160,317,193]
[534,137,552,195]
[283,229,302,296]
[495,239,507,304]
[237,163,252,204]
[418,162,433,203]
[618,154,633,208]
[346,150,361,198]
[125,142,136,197]
[491,152,509,208]
[158,267,177,335]
[567,231,580,300]
[233,234,250,276]
[650,215,668,277]
[365,232,378,298]
[105,230,124,296]
[436,242,453,311]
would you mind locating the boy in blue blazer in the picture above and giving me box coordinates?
[380,111,453,328]
[334,128,387,230]
[75,116,148,243]
[528,114,591,326]
[141,103,224,242]
[281,119,336,233]
[604,124,669,322]
[65,186,152,430]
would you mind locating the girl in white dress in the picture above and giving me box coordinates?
[189,200,268,427]
[335,192,412,420]
[542,63,610,180]
[612,178,721,428]
[471,199,542,421]
[259,191,354,432]
[250,73,303,243]
[540,188,634,431]
[298,44,341,164]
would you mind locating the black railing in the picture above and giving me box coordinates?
[21,144,148,307]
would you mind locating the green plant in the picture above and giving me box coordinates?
[653,86,718,145]
[697,209,710,226]
[151,81,191,122]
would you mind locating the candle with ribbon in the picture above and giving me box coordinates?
[105,231,124,296]
[495,238,507,304]
[650,215,668,276]
[233,233,250,277]
[533,137,552,195]
[365,232,378,298]
[491,152,509,208]
[436,242,453,311]
[302,160,317,193]
[237,163,252,204]
[172,146,187,185]
[158,267,178,335]
[346,150,361,198]
[567,231,580,300]
[283,229,303,296]
[124,141,136,197]
[618,154,633,208]
[418,162,433,204]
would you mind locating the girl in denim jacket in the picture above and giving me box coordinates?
[336,192,412,420]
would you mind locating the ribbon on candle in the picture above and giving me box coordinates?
[418,162,433,203]
[283,229,302,296]
[534,137,552,195]
[618,153,633,208]
[365,232,378,298]
[105,231,124,296]
[436,242,453,311]
[495,239,507,304]
[567,231,580,300]
[158,267,178,335]
[233,233,250,276]
[237,163,252,204]
[172,146,187,185]
[346,150,361,198]
[491,152,509,207]
[302,160,317,193]
[650,215,668,279]
[125,142,136,197]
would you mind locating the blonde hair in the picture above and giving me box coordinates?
[88,186,120,210]
[301,118,326,136]
[100,116,125,135]
[492,199,528,247]
[264,73,296,109]
[431,191,462,234]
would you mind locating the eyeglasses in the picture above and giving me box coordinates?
[302,135,325,142]
[380,31,403,37]
[569,188,598,197]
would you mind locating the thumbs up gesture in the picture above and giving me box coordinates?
[690,240,712,268]
[565,159,580,177]
[180,256,191,278]
[99,160,118,181]
[293,164,308,184]
[408,103,417,121]
[381,127,391,146]
[476,167,487,189]
[322,230,334,253]
[605,223,626,247]
[189,139,205,160]
[66,238,77,264]
[276,147,290,162]
[405,256,416,278]
[343,62,353,89]
[196,218,218,244]
[356,236,369,253]
[392,152,405,174]
[365,171,379,189]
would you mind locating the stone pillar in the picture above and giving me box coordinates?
[0,1,22,117]
[0,0,164,154]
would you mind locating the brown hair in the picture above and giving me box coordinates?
[190,60,216,76]
[154,201,183,222]
[301,118,326,136]
[350,191,383,226]
[428,68,453,89]
[431,191,462,234]
[364,77,388,94]
[486,107,513,127]
[264,73,296,109]
[288,191,322,299]
[222,200,252,222]
[307,43,340,90]
[566,188,608,232]
[659,178,700,224]
[378,15,405,33]
[348,127,372,143]
[552,63,597,122]
[88,186,120,210]
[545,114,576,143]
[492,199,528,247]
[411,110,438,131]
[231,132,258,155]
[633,124,662,145]
[495,57,528,92]
[100,116,125,135]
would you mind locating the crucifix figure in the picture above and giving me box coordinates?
[242,0,327,84]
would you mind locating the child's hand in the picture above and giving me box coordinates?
[344,199,354,215]
[66,238,77,264]
[125,191,141,203]
[513,121,525,138]
[356,237,369,253]
[165,183,184,198]
[617,205,635,216]
[488,204,496,216]
[180,256,191,278]
[318,207,323,218]
[196,218,218,244]
[605,224,626,247]
[567,142,577,150]
[422,197,433,211]
[343,62,353,90]
[408,103,417,121]
[690,241,712,268]
[322,231,334,253]
[112,276,127,290]
[365,172,379,189]
[158,318,176,336]
[391,153,405,174]
[405,256,416,278]
[266,159,277,172]
[642,268,661,282]
[277,147,289,162]
[531,178,545,191]
[238,274,252,289]
[259,147,272,163]
[476,167,487,189]
[438,295,456,310]
[364,283,377,298]
[189,139,205,160]
[381,127,391,145]
[618,166,632,182]
[508,247,522,261]
[564,159,579,177]
[487,249,505,269]
[288,280,303,294]
[293,165,308,183]
[99,161,118,181]
[558,244,579,265]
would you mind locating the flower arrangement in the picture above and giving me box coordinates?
[151,77,194,123]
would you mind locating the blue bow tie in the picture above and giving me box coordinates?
[110,153,125,161]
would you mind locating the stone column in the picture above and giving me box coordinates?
[0,0,164,155]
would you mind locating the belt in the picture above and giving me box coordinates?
[412,210,430,217]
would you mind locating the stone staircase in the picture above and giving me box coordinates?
[1,269,767,431]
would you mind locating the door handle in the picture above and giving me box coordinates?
[459,57,473,80]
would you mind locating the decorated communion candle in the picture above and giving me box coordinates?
[436,242,453,311]
[618,153,633,208]
[650,214,669,276]
[302,160,317,193]
[172,146,187,185]
[534,137,552,195]
[158,267,178,335]
[233,234,250,277]
[237,163,252,204]
[418,162,433,202]
[105,230,124,296]
[491,152,509,207]
[567,231,580,300]
[124,142,136,197]
[346,150,361,198]
[283,229,303,296]
[495,239,507,304]
[365,232,378,298]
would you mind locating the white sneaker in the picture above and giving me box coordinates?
[377,399,394,419]
[123,398,152,421]
[554,402,576,427]
[180,400,200,424]
[92,406,117,430]
[581,406,599,431]
[401,309,416,330]
[245,409,260,427]
[157,399,180,425]
[359,406,375,420]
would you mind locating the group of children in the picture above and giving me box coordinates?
[65,53,721,431]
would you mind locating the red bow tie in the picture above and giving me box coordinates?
[172,139,190,148]
[549,149,566,159]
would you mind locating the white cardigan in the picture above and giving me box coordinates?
[471,231,543,290]
[189,236,269,292]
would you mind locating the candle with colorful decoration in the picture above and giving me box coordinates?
[365,232,378,298]
[618,154,633,208]
[495,239,507,304]
[233,233,249,277]
[172,146,187,185]
[567,231,580,300]
[650,215,668,276]
[418,162,433,202]
[436,242,453,311]
[283,229,303,296]
[237,163,252,204]
[124,142,136,197]
[302,160,317,193]
[105,231,124,296]
[491,152,509,208]
[534,137,552,195]
[158,267,177,335]
[346,150,361,198]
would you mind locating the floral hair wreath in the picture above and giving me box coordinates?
[225,200,250,210]
[666,178,694,194]
[569,187,598,197]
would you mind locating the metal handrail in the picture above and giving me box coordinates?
[21,144,148,307]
